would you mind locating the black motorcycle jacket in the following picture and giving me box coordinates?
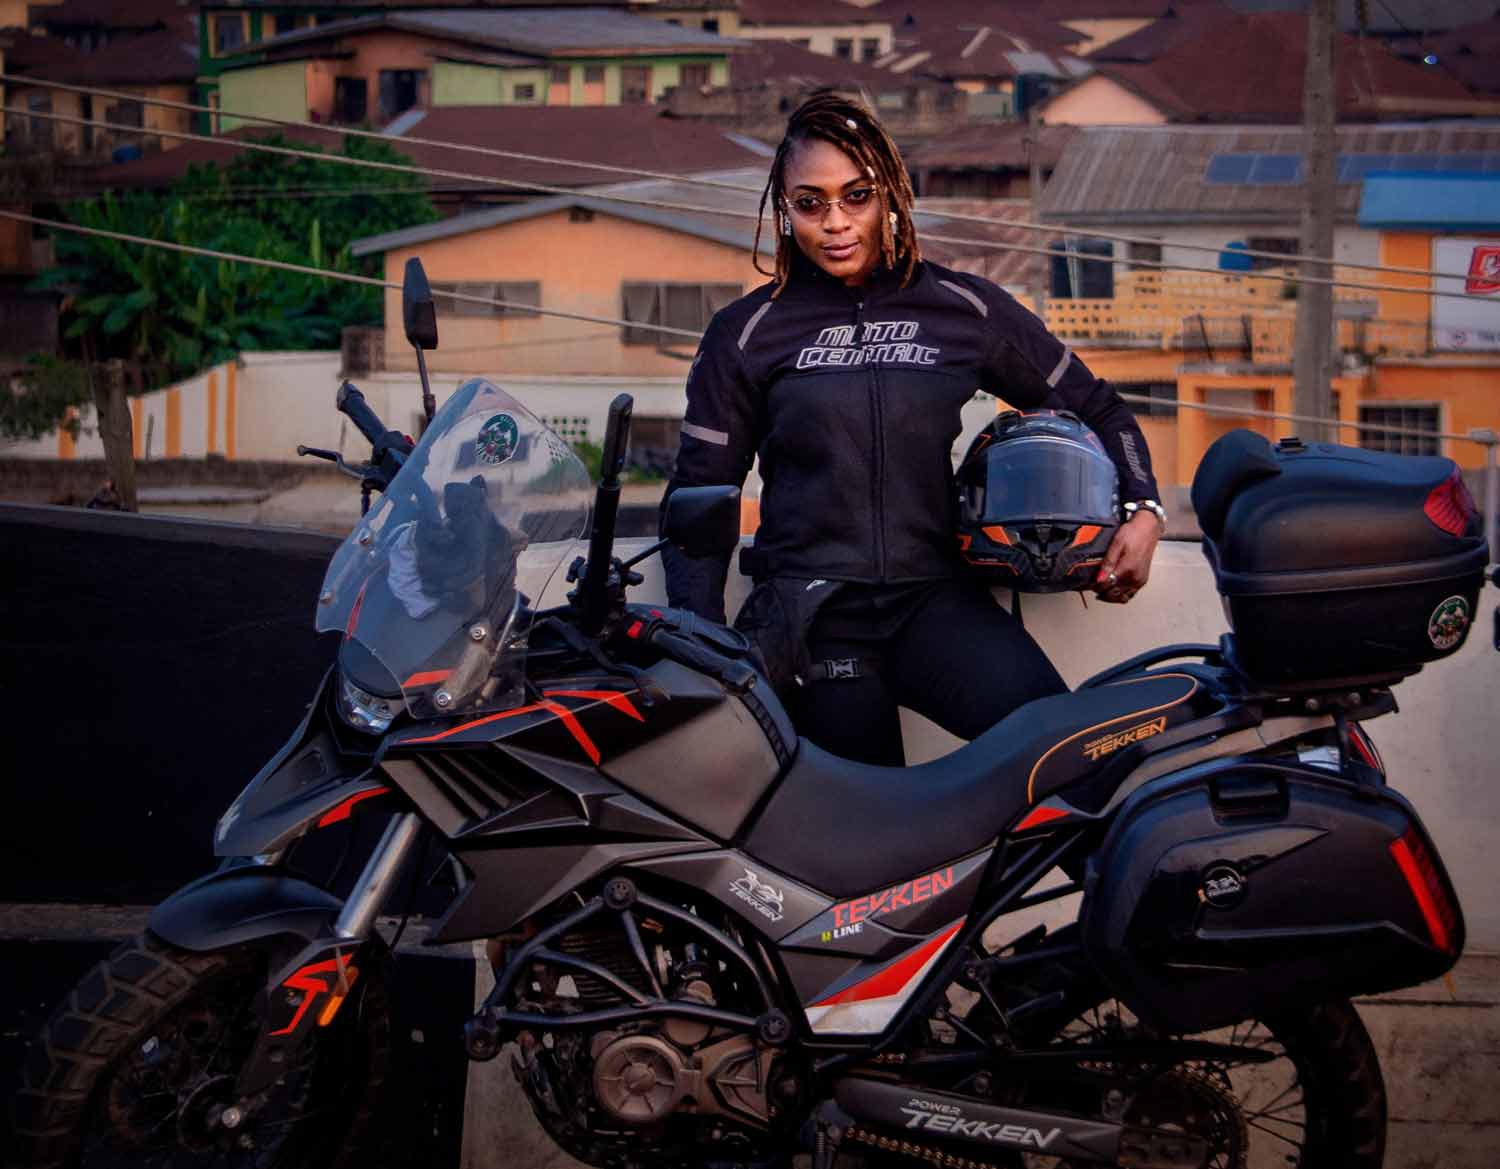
[663,256,1160,622]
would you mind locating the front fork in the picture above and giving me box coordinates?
[235,813,425,1098]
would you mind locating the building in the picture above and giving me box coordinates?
[1036,123,1500,506]
[906,120,1077,198]
[204,6,734,131]
[1039,9,1497,126]
[661,36,964,143]
[627,0,741,37]
[3,27,197,161]
[736,0,893,61]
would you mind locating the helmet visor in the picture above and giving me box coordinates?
[966,435,1119,526]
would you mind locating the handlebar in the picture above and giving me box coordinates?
[578,394,634,636]
[336,381,392,449]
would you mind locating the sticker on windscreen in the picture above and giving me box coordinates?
[477,413,519,465]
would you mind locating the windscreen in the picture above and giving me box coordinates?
[315,378,592,721]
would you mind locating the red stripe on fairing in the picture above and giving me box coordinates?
[270,953,354,1037]
[812,919,965,1008]
[1014,804,1071,832]
[317,786,391,828]
[400,700,601,764]
[543,689,645,722]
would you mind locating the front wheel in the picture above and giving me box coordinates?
[9,931,389,1169]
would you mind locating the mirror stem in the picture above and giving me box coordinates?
[415,346,435,424]
[620,538,669,572]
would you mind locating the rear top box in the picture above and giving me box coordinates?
[1191,430,1488,687]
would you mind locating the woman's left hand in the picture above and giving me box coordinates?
[1095,511,1162,603]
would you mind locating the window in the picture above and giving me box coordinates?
[334,77,368,124]
[621,66,652,104]
[24,94,52,149]
[432,281,542,319]
[792,38,811,49]
[513,83,536,102]
[861,37,881,61]
[1116,381,1178,418]
[680,63,710,91]
[1128,240,1162,270]
[834,37,854,59]
[1245,236,1299,271]
[621,282,742,345]
[104,99,144,129]
[1359,403,1440,457]
[377,70,421,120]
[702,18,719,33]
[273,11,297,36]
[211,13,245,55]
[585,66,605,84]
[1049,239,1115,299]
[551,66,571,85]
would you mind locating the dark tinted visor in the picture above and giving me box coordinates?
[969,436,1118,524]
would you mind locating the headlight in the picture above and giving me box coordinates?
[338,673,401,734]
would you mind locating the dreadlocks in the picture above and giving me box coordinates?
[753,90,921,296]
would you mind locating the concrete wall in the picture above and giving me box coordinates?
[737,23,892,57]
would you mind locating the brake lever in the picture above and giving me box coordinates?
[298,444,373,483]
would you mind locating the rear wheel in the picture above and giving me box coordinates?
[9,931,389,1169]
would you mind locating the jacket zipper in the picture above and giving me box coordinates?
[857,298,887,580]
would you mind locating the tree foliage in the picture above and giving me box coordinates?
[33,134,438,382]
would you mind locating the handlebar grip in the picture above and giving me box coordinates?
[336,381,389,448]
[599,394,633,486]
[648,628,757,692]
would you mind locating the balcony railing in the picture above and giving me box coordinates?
[1044,269,1430,363]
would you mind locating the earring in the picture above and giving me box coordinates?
[781,214,792,236]
[889,211,898,230]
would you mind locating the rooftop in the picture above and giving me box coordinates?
[83,106,771,195]
[1069,10,1489,122]
[905,121,1079,173]
[1040,122,1500,224]
[5,26,198,85]
[238,6,736,61]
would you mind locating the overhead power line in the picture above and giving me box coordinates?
[12,103,1494,307]
[6,206,1489,454]
[5,72,1488,288]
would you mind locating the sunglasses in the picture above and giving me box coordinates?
[785,186,880,220]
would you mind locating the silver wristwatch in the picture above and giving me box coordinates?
[1123,499,1168,531]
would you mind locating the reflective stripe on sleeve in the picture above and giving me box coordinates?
[1046,346,1073,388]
[682,421,730,446]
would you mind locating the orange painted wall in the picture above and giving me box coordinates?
[1368,361,1500,470]
[382,208,766,377]
[1040,75,1167,126]
[1378,232,1434,329]
[301,30,436,122]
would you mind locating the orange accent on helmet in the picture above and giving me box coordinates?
[981,524,1012,545]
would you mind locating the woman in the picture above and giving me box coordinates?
[662,92,1163,766]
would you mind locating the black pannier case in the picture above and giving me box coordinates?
[1191,431,1488,686]
[1081,763,1464,1034]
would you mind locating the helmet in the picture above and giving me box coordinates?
[955,410,1119,592]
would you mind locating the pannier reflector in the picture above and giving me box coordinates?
[1423,471,1478,537]
[1389,828,1458,953]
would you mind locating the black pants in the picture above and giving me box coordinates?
[793,578,1067,766]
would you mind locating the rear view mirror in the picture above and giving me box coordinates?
[403,257,439,351]
[664,486,741,558]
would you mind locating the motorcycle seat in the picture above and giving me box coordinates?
[741,672,1203,898]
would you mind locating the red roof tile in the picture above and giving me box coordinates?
[1082,11,1484,122]
[905,121,1078,172]
[82,106,770,194]
[43,28,199,85]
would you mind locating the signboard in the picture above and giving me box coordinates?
[1433,237,1500,351]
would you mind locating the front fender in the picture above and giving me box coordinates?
[149,865,342,952]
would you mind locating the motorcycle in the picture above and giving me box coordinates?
[11,260,1486,1169]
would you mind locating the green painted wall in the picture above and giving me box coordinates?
[219,60,308,131]
[432,60,504,106]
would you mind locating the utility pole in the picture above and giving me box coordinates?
[1294,0,1337,440]
[1027,102,1047,319]
[93,358,138,511]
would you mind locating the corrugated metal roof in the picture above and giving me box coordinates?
[394,8,736,54]
[1041,123,1500,224]
[1358,174,1500,230]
